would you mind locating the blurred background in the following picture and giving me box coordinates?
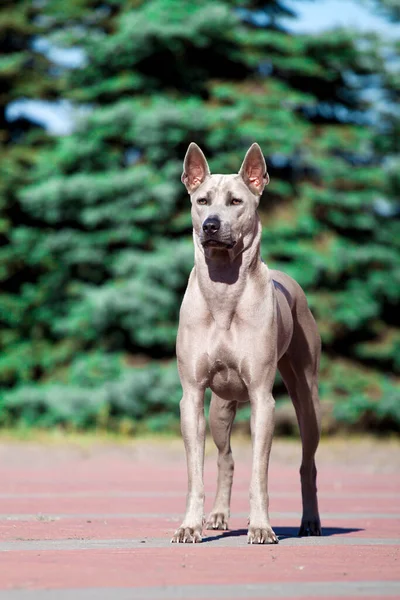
[0,0,399,436]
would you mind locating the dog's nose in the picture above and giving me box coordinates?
[202,217,221,235]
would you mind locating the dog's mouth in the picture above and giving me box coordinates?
[202,239,236,250]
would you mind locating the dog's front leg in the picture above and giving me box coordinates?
[248,388,278,544]
[171,386,206,543]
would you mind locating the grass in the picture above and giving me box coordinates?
[1,424,399,447]
[0,426,180,446]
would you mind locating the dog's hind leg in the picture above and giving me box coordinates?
[206,394,237,530]
[278,303,322,537]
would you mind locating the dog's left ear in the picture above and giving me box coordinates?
[181,143,210,194]
[239,143,269,196]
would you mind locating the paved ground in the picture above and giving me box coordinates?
[0,435,399,599]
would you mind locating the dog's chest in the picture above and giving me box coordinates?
[201,320,268,401]
[207,346,247,402]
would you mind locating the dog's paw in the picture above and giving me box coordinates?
[171,525,202,543]
[298,518,322,537]
[247,525,278,544]
[205,512,229,531]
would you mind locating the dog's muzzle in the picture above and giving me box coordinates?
[202,217,220,236]
[201,217,235,249]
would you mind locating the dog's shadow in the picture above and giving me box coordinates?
[202,526,362,543]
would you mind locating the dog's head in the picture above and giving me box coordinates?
[182,143,269,252]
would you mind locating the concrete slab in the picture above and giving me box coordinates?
[0,581,400,599]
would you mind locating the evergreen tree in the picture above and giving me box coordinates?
[2,0,399,430]
[0,0,60,388]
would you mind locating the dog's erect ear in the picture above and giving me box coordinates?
[239,143,269,196]
[181,143,210,194]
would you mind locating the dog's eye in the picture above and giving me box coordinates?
[197,198,207,205]
[231,198,243,206]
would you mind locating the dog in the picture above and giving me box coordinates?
[171,143,321,544]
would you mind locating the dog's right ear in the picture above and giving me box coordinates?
[181,143,210,194]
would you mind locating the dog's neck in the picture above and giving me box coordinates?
[194,215,265,329]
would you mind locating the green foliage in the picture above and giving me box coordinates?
[318,356,400,431]
[334,389,400,431]
[362,0,400,22]
[0,354,181,430]
[0,0,62,389]
[1,0,399,432]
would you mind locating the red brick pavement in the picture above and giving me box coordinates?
[0,437,399,599]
